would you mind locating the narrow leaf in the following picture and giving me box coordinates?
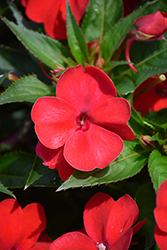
[24,155,61,189]
[81,0,123,42]
[66,0,88,64]
[148,149,167,191]
[0,71,12,84]
[0,74,54,104]
[0,182,16,198]
[0,152,34,188]
[57,139,149,191]
[3,17,72,69]
[101,2,150,60]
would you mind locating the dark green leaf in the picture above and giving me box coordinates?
[66,0,88,64]
[158,0,167,12]
[81,0,123,42]
[3,17,72,69]
[24,155,61,189]
[57,139,149,191]
[0,74,54,104]
[113,76,134,95]
[0,152,34,188]
[0,182,16,198]
[101,2,150,60]
[104,61,132,71]
[135,183,156,250]
[148,149,167,191]
[0,71,12,84]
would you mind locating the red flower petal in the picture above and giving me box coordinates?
[36,141,75,181]
[132,219,147,235]
[154,225,167,250]
[105,194,139,246]
[31,97,80,149]
[16,203,46,250]
[24,0,56,23]
[0,199,22,249]
[64,124,124,171]
[50,231,97,250]
[56,65,116,112]
[156,180,167,207]
[154,180,167,232]
[84,192,115,244]
[109,228,133,250]
[88,97,135,140]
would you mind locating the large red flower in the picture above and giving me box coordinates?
[21,0,90,40]
[133,75,167,116]
[154,180,167,250]
[134,10,167,41]
[0,198,52,250]
[50,192,146,250]
[31,65,134,174]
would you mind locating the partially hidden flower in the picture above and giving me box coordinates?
[31,65,134,176]
[50,192,146,250]
[134,10,167,41]
[133,74,167,116]
[154,180,167,250]
[21,0,90,40]
[0,198,52,250]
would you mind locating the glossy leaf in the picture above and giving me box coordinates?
[81,0,123,42]
[24,155,61,189]
[148,149,167,191]
[0,74,54,104]
[0,71,12,84]
[0,182,16,198]
[113,76,134,95]
[135,183,156,250]
[2,17,72,69]
[66,0,88,65]
[0,152,34,188]
[101,2,150,60]
[57,139,149,191]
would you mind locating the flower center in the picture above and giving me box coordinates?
[96,243,106,250]
[76,113,90,132]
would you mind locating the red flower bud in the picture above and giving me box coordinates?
[134,11,167,41]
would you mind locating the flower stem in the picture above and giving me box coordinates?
[133,74,166,100]
[125,36,138,72]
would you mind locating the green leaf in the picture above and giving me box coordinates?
[158,0,167,12]
[57,139,149,191]
[81,0,123,42]
[0,152,34,188]
[66,0,88,65]
[103,60,132,71]
[0,74,54,104]
[145,109,167,125]
[129,107,152,136]
[0,71,12,84]
[113,76,134,95]
[0,182,16,198]
[24,155,61,189]
[101,2,150,61]
[148,149,167,191]
[3,17,72,69]
[135,183,156,250]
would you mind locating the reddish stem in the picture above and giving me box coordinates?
[125,36,138,72]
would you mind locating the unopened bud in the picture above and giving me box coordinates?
[139,135,154,149]
[8,73,19,81]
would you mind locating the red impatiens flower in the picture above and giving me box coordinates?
[133,75,167,116]
[154,180,167,250]
[134,10,167,41]
[50,192,146,250]
[21,0,90,40]
[0,198,52,250]
[31,65,134,174]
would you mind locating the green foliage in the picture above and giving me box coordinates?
[0,74,54,104]
[0,182,16,198]
[3,18,72,69]
[57,139,149,191]
[81,0,123,42]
